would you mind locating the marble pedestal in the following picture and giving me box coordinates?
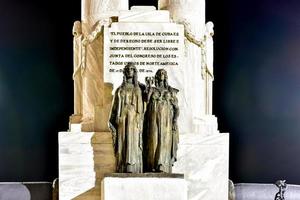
[59,131,115,200]
[173,133,229,200]
[101,174,187,200]
[59,130,229,200]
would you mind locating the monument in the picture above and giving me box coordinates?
[59,0,229,199]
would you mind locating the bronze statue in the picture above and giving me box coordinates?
[109,63,144,173]
[143,69,179,173]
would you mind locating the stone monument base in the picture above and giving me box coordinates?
[173,133,229,200]
[59,130,229,200]
[59,131,115,200]
[101,174,187,200]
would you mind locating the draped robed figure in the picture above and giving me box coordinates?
[109,63,144,173]
[143,69,179,173]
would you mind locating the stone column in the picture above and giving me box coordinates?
[204,22,214,115]
[82,0,128,25]
[71,21,84,123]
[158,0,207,133]
[80,0,128,131]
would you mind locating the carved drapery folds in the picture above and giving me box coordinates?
[70,18,112,128]
[109,63,144,173]
[109,65,180,173]
[143,69,179,173]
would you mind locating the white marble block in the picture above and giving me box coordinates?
[101,175,187,200]
[173,133,229,200]
[59,131,115,200]
[119,7,170,22]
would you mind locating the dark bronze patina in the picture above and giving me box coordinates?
[109,63,144,173]
[143,69,179,173]
[109,66,180,174]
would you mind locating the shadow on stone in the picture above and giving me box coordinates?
[70,132,115,200]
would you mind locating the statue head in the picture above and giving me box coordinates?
[155,69,168,88]
[73,21,82,36]
[122,62,138,86]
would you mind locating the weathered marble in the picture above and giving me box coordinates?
[158,0,212,134]
[72,21,84,118]
[158,0,205,35]
[101,176,187,200]
[203,21,214,115]
[103,22,184,91]
[69,18,114,132]
[104,10,213,134]
[74,0,128,132]
[71,4,218,135]
[59,132,115,200]
[71,19,111,125]
[119,7,170,22]
[193,115,219,137]
[60,131,229,200]
[82,0,128,25]
[63,2,230,200]
[173,133,229,200]
[106,173,184,178]
[80,19,111,131]
[69,123,82,133]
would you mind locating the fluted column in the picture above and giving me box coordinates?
[80,0,128,131]
[82,0,128,25]
[159,0,208,133]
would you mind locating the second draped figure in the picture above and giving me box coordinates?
[109,63,179,173]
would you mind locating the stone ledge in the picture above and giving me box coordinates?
[104,173,184,179]
[101,176,187,200]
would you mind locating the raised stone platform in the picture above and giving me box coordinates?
[106,173,184,178]
[59,131,115,200]
[173,133,229,200]
[101,173,187,200]
[59,131,229,200]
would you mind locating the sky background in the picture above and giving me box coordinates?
[0,0,300,184]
